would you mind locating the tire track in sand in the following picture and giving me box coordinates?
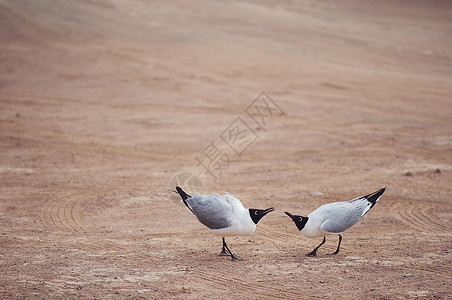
[257,223,347,253]
[256,223,301,242]
[41,191,93,234]
[413,264,452,279]
[194,268,322,300]
[392,201,451,233]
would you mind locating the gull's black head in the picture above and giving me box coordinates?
[284,211,308,231]
[249,208,274,224]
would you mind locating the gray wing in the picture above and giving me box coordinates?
[318,202,363,234]
[187,194,233,229]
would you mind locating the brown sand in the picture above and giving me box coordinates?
[1,0,451,298]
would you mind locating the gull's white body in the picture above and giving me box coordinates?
[185,193,256,236]
[286,188,385,256]
[176,186,273,260]
[301,193,380,238]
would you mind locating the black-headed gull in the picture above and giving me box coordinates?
[285,187,385,256]
[174,186,274,260]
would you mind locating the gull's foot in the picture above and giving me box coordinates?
[231,255,243,261]
[327,251,339,256]
[219,249,229,256]
[306,251,317,257]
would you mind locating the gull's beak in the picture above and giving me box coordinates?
[263,207,275,216]
[284,211,294,219]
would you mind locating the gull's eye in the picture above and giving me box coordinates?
[299,217,303,221]
[255,211,258,215]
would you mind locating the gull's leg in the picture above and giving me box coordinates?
[219,237,229,256]
[328,234,342,255]
[306,236,326,257]
[222,239,242,261]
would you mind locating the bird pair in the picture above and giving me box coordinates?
[174,186,386,260]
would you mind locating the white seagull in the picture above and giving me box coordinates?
[285,187,385,256]
[174,186,274,260]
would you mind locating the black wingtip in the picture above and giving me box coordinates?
[365,187,386,206]
[175,186,194,214]
[176,186,190,201]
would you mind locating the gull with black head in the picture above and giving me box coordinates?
[285,187,385,256]
[174,186,274,260]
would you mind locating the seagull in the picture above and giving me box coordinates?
[174,186,274,261]
[285,187,385,256]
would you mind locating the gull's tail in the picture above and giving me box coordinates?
[174,186,194,214]
[358,187,386,216]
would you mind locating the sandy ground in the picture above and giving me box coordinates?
[1,0,452,298]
